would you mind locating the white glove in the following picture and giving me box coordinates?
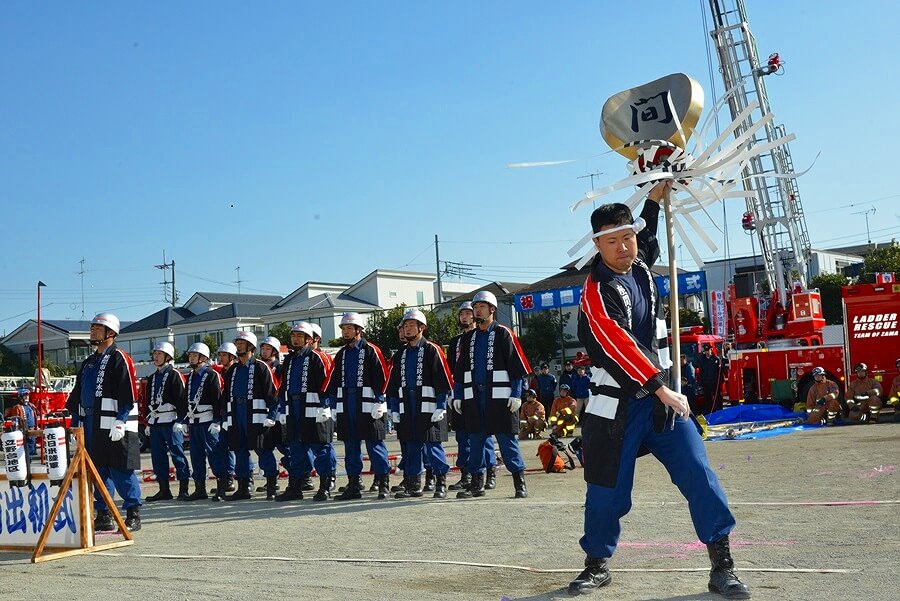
[68,433,78,450]
[507,397,522,413]
[278,413,287,426]
[452,398,462,414]
[144,425,150,437]
[391,411,401,424]
[221,420,229,431]
[870,389,880,396]
[109,421,126,442]
[264,418,276,428]
[208,422,221,434]
[371,402,387,420]
[431,409,446,423]
[315,407,332,423]
[173,422,187,434]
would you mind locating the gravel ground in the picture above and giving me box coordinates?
[1,422,898,600]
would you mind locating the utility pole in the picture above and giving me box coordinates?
[434,234,442,305]
[851,207,877,246]
[77,257,86,319]
[235,266,243,294]
[155,251,177,306]
[577,170,603,190]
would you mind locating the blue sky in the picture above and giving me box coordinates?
[2,1,899,334]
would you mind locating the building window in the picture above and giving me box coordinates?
[389,291,398,298]
[416,290,425,305]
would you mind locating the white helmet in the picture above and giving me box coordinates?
[234,331,258,349]
[291,322,314,337]
[217,342,238,358]
[340,312,366,330]
[187,342,210,360]
[91,312,120,335]
[310,323,322,339]
[401,308,427,326]
[262,336,281,352]
[472,291,498,308]
[152,341,175,361]
[458,301,474,314]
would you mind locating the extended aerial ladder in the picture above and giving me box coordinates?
[707,0,812,302]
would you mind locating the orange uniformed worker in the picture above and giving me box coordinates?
[846,363,882,423]
[805,367,841,425]
[519,389,547,439]
[549,384,579,437]
[887,359,900,423]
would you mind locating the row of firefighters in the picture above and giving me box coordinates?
[34,293,547,531]
[803,362,900,425]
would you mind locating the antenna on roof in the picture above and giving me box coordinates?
[235,266,243,294]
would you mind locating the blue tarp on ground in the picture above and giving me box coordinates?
[703,403,804,426]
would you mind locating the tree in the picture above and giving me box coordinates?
[859,244,900,283]
[0,344,27,376]
[518,310,572,366]
[202,335,218,353]
[361,305,409,357]
[809,272,849,325]
[267,322,292,346]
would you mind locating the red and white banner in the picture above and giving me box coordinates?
[875,272,896,284]
[710,290,727,339]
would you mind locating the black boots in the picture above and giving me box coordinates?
[265,475,279,500]
[335,476,363,500]
[376,474,391,500]
[448,469,470,491]
[300,472,316,491]
[433,473,447,499]
[391,476,408,493]
[176,480,190,501]
[567,557,611,595]
[485,466,497,490]
[94,509,115,532]
[456,471,485,498]
[224,476,236,492]
[184,480,208,501]
[145,479,173,502]
[512,470,528,499]
[313,474,332,501]
[394,475,423,499]
[423,469,435,492]
[707,537,751,599]
[226,477,252,501]
[211,479,227,502]
[275,476,304,502]
[124,506,141,532]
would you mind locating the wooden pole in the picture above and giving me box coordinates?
[663,193,682,393]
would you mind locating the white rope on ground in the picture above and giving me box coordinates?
[89,553,859,574]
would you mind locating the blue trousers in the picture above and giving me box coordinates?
[466,432,524,474]
[230,404,255,479]
[288,441,335,477]
[343,438,390,477]
[402,441,449,476]
[455,428,497,469]
[83,416,141,510]
[580,396,736,559]
[256,447,279,477]
[149,423,190,482]
[189,423,228,481]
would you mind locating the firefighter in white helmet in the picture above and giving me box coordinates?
[211,342,239,500]
[180,342,227,501]
[387,308,454,498]
[256,335,291,497]
[144,341,190,502]
[846,363,882,423]
[805,367,841,426]
[274,322,336,501]
[452,290,532,499]
[221,331,278,500]
[66,313,143,531]
[327,312,392,500]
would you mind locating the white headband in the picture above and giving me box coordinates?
[569,217,647,270]
[593,216,646,239]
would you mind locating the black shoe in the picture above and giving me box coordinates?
[210,479,226,502]
[226,478,252,501]
[224,477,236,492]
[275,476,304,502]
[395,475,423,499]
[124,507,141,532]
[145,481,173,502]
[335,476,363,500]
[300,473,315,491]
[94,509,115,532]
[567,558,611,595]
[456,472,485,499]
[368,478,378,492]
[185,480,208,501]
[176,480,191,501]
[313,474,332,502]
[391,476,408,493]
[433,473,447,499]
[707,537,751,599]
[265,475,279,500]
[423,469,435,492]
[377,475,391,500]
[512,470,528,499]
[448,469,470,491]
[257,478,280,493]
[484,466,497,490]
